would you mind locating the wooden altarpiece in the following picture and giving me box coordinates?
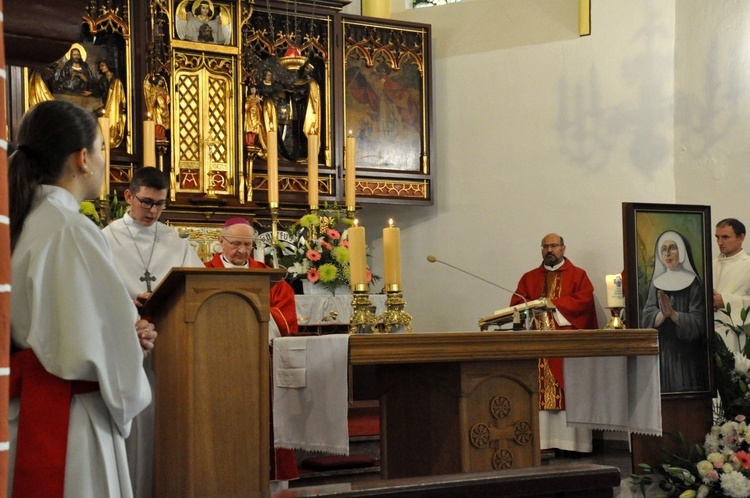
[144,267,286,498]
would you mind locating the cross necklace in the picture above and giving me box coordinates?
[123,220,158,292]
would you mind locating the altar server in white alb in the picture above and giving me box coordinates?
[102,166,204,303]
[8,100,155,496]
[102,166,203,498]
[713,218,750,353]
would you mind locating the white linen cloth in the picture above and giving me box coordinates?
[273,335,350,455]
[564,355,662,436]
[296,294,387,326]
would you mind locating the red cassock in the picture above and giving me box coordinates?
[510,258,598,410]
[205,253,299,480]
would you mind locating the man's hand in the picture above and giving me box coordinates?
[713,289,725,311]
[135,318,157,357]
[134,292,152,308]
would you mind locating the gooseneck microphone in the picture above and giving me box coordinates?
[426,255,530,328]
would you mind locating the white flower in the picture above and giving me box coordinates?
[735,352,750,373]
[288,261,308,276]
[708,452,726,463]
[696,460,715,477]
[720,470,750,497]
[705,434,721,452]
[697,484,711,498]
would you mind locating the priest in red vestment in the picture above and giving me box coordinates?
[205,217,299,480]
[510,233,599,453]
[205,217,298,337]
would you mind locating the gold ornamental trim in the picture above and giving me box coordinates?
[356,180,428,199]
[253,174,333,196]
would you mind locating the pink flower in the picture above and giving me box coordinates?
[306,249,322,261]
[341,240,349,248]
[307,268,320,282]
[321,240,332,251]
[715,461,724,469]
[737,415,747,422]
[366,269,372,283]
[326,229,340,240]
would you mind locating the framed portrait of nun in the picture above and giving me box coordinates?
[623,202,713,395]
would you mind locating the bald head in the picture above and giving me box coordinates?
[541,233,566,266]
[220,222,255,265]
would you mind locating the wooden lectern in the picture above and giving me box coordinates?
[144,268,286,498]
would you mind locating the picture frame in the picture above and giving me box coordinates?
[343,19,430,174]
[174,0,234,47]
[623,202,713,395]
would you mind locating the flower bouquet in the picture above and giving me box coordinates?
[624,305,750,497]
[279,205,379,295]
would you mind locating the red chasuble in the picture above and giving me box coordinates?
[510,258,598,410]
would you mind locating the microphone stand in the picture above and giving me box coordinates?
[427,255,532,330]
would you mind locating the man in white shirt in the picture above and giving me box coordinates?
[102,167,204,498]
[713,218,750,353]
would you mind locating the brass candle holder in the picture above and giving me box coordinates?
[380,284,413,333]
[349,284,378,334]
[604,307,625,329]
[346,206,357,220]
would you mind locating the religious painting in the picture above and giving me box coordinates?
[623,202,713,396]
[174,0,233,46]
[343,20,430,173]
[27,39,129,150]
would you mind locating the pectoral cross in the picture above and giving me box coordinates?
[141,270,156,293]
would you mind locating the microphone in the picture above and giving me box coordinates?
[426,255,531,329]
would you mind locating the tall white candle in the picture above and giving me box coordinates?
[98,116,110,199]
[143,118,156,168]
[605,274,625,308]
[267,129,279,204]
[307,134,319,207]
[348,220,367,288]
[345,133,356,209]
[383,219,402,288]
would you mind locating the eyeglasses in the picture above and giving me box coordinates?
[541,243,562,250]
[134,194,167,210]
[221,237,254,250]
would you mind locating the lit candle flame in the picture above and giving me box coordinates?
[354,218,359,227]
[388,218,394,227]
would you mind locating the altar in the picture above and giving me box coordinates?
[275,329,660,480]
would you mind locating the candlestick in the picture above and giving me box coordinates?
[380,289,413,334]
[349,289,379,334]
[345,132,356,209]
[605,274,625,308]
[143,118,156,168]
[307,134,319,208]
[383,218,402,290]
[267,128,279,204]
[348,221,368,289]
[98,116,110,200]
